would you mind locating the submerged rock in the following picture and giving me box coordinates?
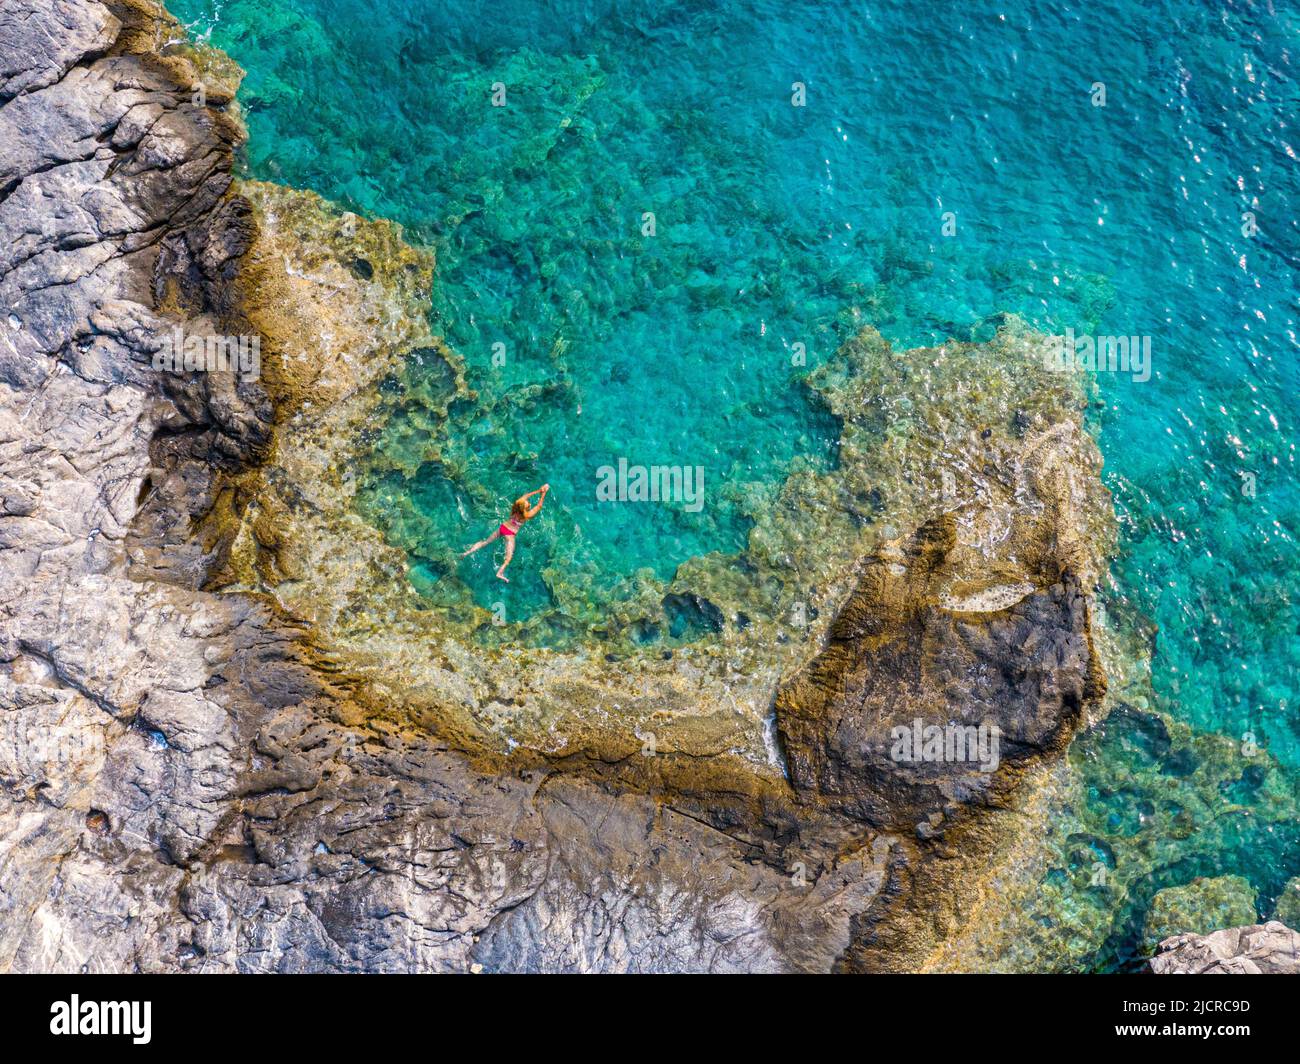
[1143,876,1259,954]
[1273,877,1300,929]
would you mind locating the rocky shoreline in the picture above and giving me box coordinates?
[0,0,1291,973]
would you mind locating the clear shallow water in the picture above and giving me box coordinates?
[173,0,1299,968]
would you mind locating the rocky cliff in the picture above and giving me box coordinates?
[0,0,1145,973]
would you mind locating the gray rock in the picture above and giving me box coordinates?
[0,0,119,100]
[1149,922,1300,975]
[777,516,1102,830]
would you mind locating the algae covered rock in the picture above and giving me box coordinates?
[1142,875,1259,953]
[775,327,1110,834]
[1273,876,1300,928]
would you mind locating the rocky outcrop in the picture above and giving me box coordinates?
[1148,922,1300,975]
[0,0,1122,973]
[0,0,266,962]
[778,516,1102,829]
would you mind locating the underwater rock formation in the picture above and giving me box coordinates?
[1142,875,1259,955]
[0,0,1159,974]
[1274,877,1300,928]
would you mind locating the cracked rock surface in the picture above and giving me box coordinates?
[1148,922,1300,975]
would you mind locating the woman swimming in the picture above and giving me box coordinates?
[459,484,549,582]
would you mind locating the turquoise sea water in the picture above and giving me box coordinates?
[173,0,1299,969]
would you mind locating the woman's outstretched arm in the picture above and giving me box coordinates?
[524,483,550,519]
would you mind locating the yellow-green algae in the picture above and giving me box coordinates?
[1142,876,1259,953]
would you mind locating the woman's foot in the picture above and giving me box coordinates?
[496,569,509,582]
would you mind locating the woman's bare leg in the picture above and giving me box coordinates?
[461,528,501,557]
[496,536,515,581]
